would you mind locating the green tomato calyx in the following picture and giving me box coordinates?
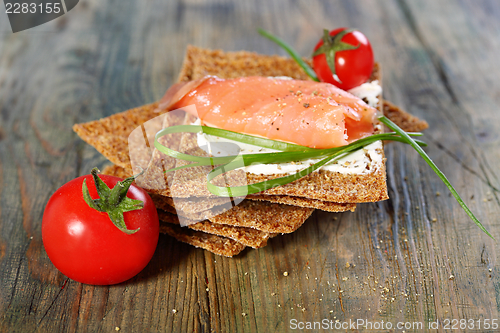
[82,167,144,235]
[312,28,360,83]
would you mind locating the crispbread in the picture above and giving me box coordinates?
[207,199,314,233]
[383,100,429,133]
[153,193,234,221]
[104,164,299,249]
[248,194,355,212]
[73,102,163,170]
[104,161,356,214]
[172,199,313,233]
[162,196,230,214]
[103,164,314,234]
[155,194,314,233]
[159,223,246,257]
[157,210,275,248]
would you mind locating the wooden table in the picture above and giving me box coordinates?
[1,0,499,331]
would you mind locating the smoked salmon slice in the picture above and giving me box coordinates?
[159,76,378,149]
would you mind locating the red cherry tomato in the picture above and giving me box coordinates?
[42,172,159,285]
[312,28,374,91]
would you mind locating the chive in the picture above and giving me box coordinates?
[155,125,426,172]
[155,124,314,154]
[155,126,428,199]
[205,131,395,197]
[258,28,319,82]
[256,29,492,238]
[379,116,493,239]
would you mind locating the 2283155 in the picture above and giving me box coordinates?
[5,2,61,14]
[441,318,498,330]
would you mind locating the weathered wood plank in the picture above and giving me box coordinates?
[1,0,500,332]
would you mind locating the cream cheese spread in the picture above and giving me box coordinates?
[348,80,382,108]
[196,132,383,175]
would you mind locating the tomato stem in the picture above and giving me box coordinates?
[312,28,360,84]
[82,168,144,235]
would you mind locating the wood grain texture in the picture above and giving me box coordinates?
[1,0,499,332]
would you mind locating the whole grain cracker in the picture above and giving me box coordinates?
[248,194,356,212]
[158,210,275,248]
[103,165,313,234]
[383,100,429,133]
[103,163,356,214]
[160,223,245,257]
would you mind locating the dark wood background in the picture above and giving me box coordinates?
[1,0,500,332]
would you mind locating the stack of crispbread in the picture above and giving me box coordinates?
[73,46,428,257]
